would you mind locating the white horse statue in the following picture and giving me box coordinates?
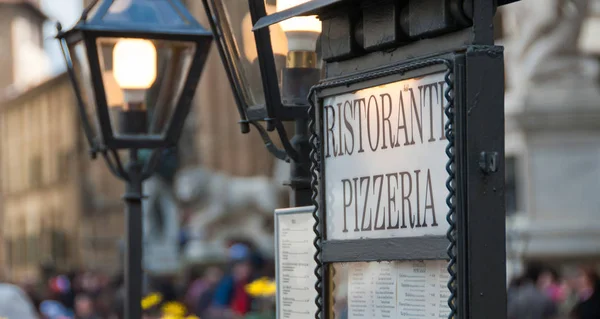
[173,159,289,262]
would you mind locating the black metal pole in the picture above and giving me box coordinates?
[124,149,144,319]
[282,55,320,207]
[290,118,312,206]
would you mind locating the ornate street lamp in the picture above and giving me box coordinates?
[202,0,322,206]
[56,1,212,318]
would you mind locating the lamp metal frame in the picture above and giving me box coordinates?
[57,0,212,152]
[56,2,213,319]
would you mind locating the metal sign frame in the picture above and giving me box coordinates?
[308,46,506,319]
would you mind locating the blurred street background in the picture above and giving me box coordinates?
[0,0,599,318]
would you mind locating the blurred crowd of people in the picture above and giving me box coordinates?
[0,243,277,319]
[508,264,600,319]
[3,248,600,319]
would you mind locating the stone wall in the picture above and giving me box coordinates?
[0,74,83,281]
[501,0,600,272]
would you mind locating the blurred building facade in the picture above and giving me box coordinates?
[0,72,130,280]
[0,0,288,280]
[0,0,127,281]
[1,74,82,280]
[0,0,50,280]
[501,0,600,279]
[0,0,50,95]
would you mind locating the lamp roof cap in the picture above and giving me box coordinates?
[70,0,212,38]
[254,0,520,31]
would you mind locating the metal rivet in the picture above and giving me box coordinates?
[479,151,499,174]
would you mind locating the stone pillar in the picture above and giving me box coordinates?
[503,0,600,263]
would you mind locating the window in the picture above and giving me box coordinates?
[6,239,13,267]
[14,236,26,266]
[29,155,43,187]
[26,235,39,265]
[57,150,74,180]
[505,156,519,216]
[40,223,52,261]
[51,230,68,265]
[11,16,50,89]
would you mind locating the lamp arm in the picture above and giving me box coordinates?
[101,148,164,182]
[101,150,127,181]
[141,149,164,180]
[79,0,100,22]
[272,119,300,162]
[249,121,290,162]
[110,149,129,178]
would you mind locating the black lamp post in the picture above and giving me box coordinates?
[56,1,212,318]
[202,0,322,206]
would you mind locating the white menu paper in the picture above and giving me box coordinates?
[275,207,318,319]
[373,262,397,318]
[347,263,374,318]
[347,260,450,319]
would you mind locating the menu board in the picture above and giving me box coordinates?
[346,260,450,319]
[275,207,318,319]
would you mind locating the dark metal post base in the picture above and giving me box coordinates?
[123,149,144,319]
[282,67,320,207]
[290,118,312,207]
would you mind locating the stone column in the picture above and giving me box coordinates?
[503,0,600,262]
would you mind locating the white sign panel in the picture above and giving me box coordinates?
[323,72,449,240]
[275,207,318,319]
[346,260,450,319]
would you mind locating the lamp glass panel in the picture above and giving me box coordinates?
[270,0,324,110]
[94,0,190,26]
[212,0,287,110]
[213,0,322,116]
[96,37,196,138]
[68,40,102,143]
[266,20,323,108]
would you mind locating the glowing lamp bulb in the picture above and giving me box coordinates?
[277,0,322,52]
[113,38,157,103]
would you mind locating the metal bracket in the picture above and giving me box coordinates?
[283,176,312,189]
[479,151,499,174]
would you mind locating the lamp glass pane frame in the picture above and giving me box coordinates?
[205,0,315,122]
[58,0,212,150]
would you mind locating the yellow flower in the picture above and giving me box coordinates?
[161,314,200,319]
[262,281,276,296]
[162,301,187,317]
[245,277,277,297]
[142,293,163,310]
[245,278,266,296]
